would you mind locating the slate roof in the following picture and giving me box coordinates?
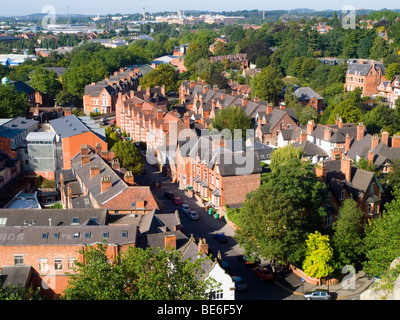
[311,123,361,143]
[347,62,386,76]
[324,158,377,199]
[84,80,116,97]
[0,225,137,246]
[0,117,38,139]
[0,266,32,289]
[293,87,323,101]
[292,140,329,158]
[70,149,160,211]
[49,115,90,138]
[0,209,107,227]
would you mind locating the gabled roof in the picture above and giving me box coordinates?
[293,87,323,101]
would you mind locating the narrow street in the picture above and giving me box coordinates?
[140,156,301,300]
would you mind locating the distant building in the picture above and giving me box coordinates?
[0,53,37,66]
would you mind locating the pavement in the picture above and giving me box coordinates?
[144,159,375,300]
[272,266,375,300]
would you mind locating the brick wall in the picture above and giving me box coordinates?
[222,173,260,206]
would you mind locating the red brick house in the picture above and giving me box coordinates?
[173,135,262,215]
[316,153,383,227]
[255,106,299,146]
[345,60,386,97]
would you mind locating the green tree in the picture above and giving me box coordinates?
[210,106,252,136]
[327,99,363,124]
[357,38,373,58]
[262,147,328,231]
[302,231,335,279]
[363,188,400,276]
[63,243,218,300]
[332,198,365,266]
[29,67,62,98]
[369,37,389,61]
[112,140,144,175]
[251,66,284,103]
[234,184,308,269]
[140,63,179,93]
[0,84,29,118]
[0,283,43,300]
[385,63,400,80]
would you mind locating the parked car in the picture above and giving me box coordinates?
[232,276,248,291]
[213,232,227,243]
[237,255,261,267]
[172,196,183,205]
[188,210,200,220]
[303,289,331,300]
[110,119,116,124]
[253,267,274,280]
[164,191,174,199]
[100,117,109,125]
[178,204,190,214]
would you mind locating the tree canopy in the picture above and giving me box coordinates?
[63,243,218,300]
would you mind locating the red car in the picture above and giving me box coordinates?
[172,196,183,205]
[253,267,274,281]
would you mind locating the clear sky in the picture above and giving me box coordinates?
[2,0,399,16]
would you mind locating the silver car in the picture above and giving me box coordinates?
[303,290,331,300]
[188,210,200,220]
[179,204,190,214]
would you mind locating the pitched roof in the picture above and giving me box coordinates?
[49,115,90,138]
[293,87,323,101]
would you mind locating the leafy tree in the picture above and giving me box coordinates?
[112,140,144,175]
[210,105,252,136]
[357,38,373,58]
[327,98,363,124]
[302,231,335,279]
[369,37,389,61]
[363,188,400,276]
[250,66,284,103]
[332,198,365,267]
[240,40,272,64]
[362,103,399,135]
[140,63,179,93]
[385,63,400,80]
[0,84,29,118]
[234,184,308,269]
[262,147,328,231]
[29,67,62,98]
[298,105,318,125]
[0,283,43,300]
[63,243,218,300]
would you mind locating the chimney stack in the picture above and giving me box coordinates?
[381,131,389,146]
[112,158,121,170]
[299,130,307,143]
[124,171,134,186]
[324,127,331,141]
[81,155,90,166]
[357,122,365,141]
[80,144,89,156]
[95,143,102,154]
[266,105,273,114]
[345,134,351,153]
[392,134,400,148]
[90,166,100,179]
[341,155,352,182]
[307,120,315,134]
[315,161,327,182]
[198,238,209,255]
[371,134,380,151]
[164,234,176,251]
[100,175,112,193]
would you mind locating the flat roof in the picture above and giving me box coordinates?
[26,131,56,141]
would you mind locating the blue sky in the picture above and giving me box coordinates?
[2,1,399,16]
